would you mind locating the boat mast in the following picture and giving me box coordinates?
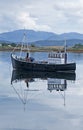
[64,39,66,53]
[64,39,67,64]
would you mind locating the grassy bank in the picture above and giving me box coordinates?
[0,46,62,51]
[0,45,83,53]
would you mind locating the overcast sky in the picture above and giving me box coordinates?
[0,0,83,34]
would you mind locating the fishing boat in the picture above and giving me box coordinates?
[11,33,76,72]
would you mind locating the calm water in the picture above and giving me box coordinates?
[0,51,83,130]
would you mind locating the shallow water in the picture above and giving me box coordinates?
[0,51,83,130]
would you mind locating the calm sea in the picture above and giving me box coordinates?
[0,51,83,130]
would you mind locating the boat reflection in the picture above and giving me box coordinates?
[11,70,76,107]
[11,70,76,83]
[47,78,67,92]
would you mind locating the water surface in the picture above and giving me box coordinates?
[0,51,83,130]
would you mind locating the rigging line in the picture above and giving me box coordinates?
[58,90,65,99]
[12,43,19,53]
[19,80,28,104]
[26,90,42,101]
[24,32,29,53]
[11,83,26,105]
[20,37,24,58]
[19,31,30,57]
[57,90,66,106]
[11,80,34,108]
[23,84,44,100]
[24,88,38,100]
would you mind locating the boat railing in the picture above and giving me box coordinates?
[48,83,66,91]
[48,52,65,58]
[12,54,26,61]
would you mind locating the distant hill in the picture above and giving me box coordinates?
[33,39,83,47]
[0,29,83,46]
[0,29,56,43]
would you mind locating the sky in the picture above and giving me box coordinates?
[0,0,83,34]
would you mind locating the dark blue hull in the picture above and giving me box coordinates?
[11,54,76,72]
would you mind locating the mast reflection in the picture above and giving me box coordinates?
[11,70,76,107]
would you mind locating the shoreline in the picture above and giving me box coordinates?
[0,47,83,53]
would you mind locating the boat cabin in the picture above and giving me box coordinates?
[48,51,67,64]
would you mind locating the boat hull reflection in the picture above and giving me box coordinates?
[11,70,76,84]
[11,70,76,107]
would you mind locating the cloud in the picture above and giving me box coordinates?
[0,0,83,33]
[16,12,51,31]
[53,0,83,33]
[0,0,52,33]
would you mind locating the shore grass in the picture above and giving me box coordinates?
[0,46,83,53]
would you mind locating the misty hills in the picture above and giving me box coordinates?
[0,29,55,43]
[0,29,83,46]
